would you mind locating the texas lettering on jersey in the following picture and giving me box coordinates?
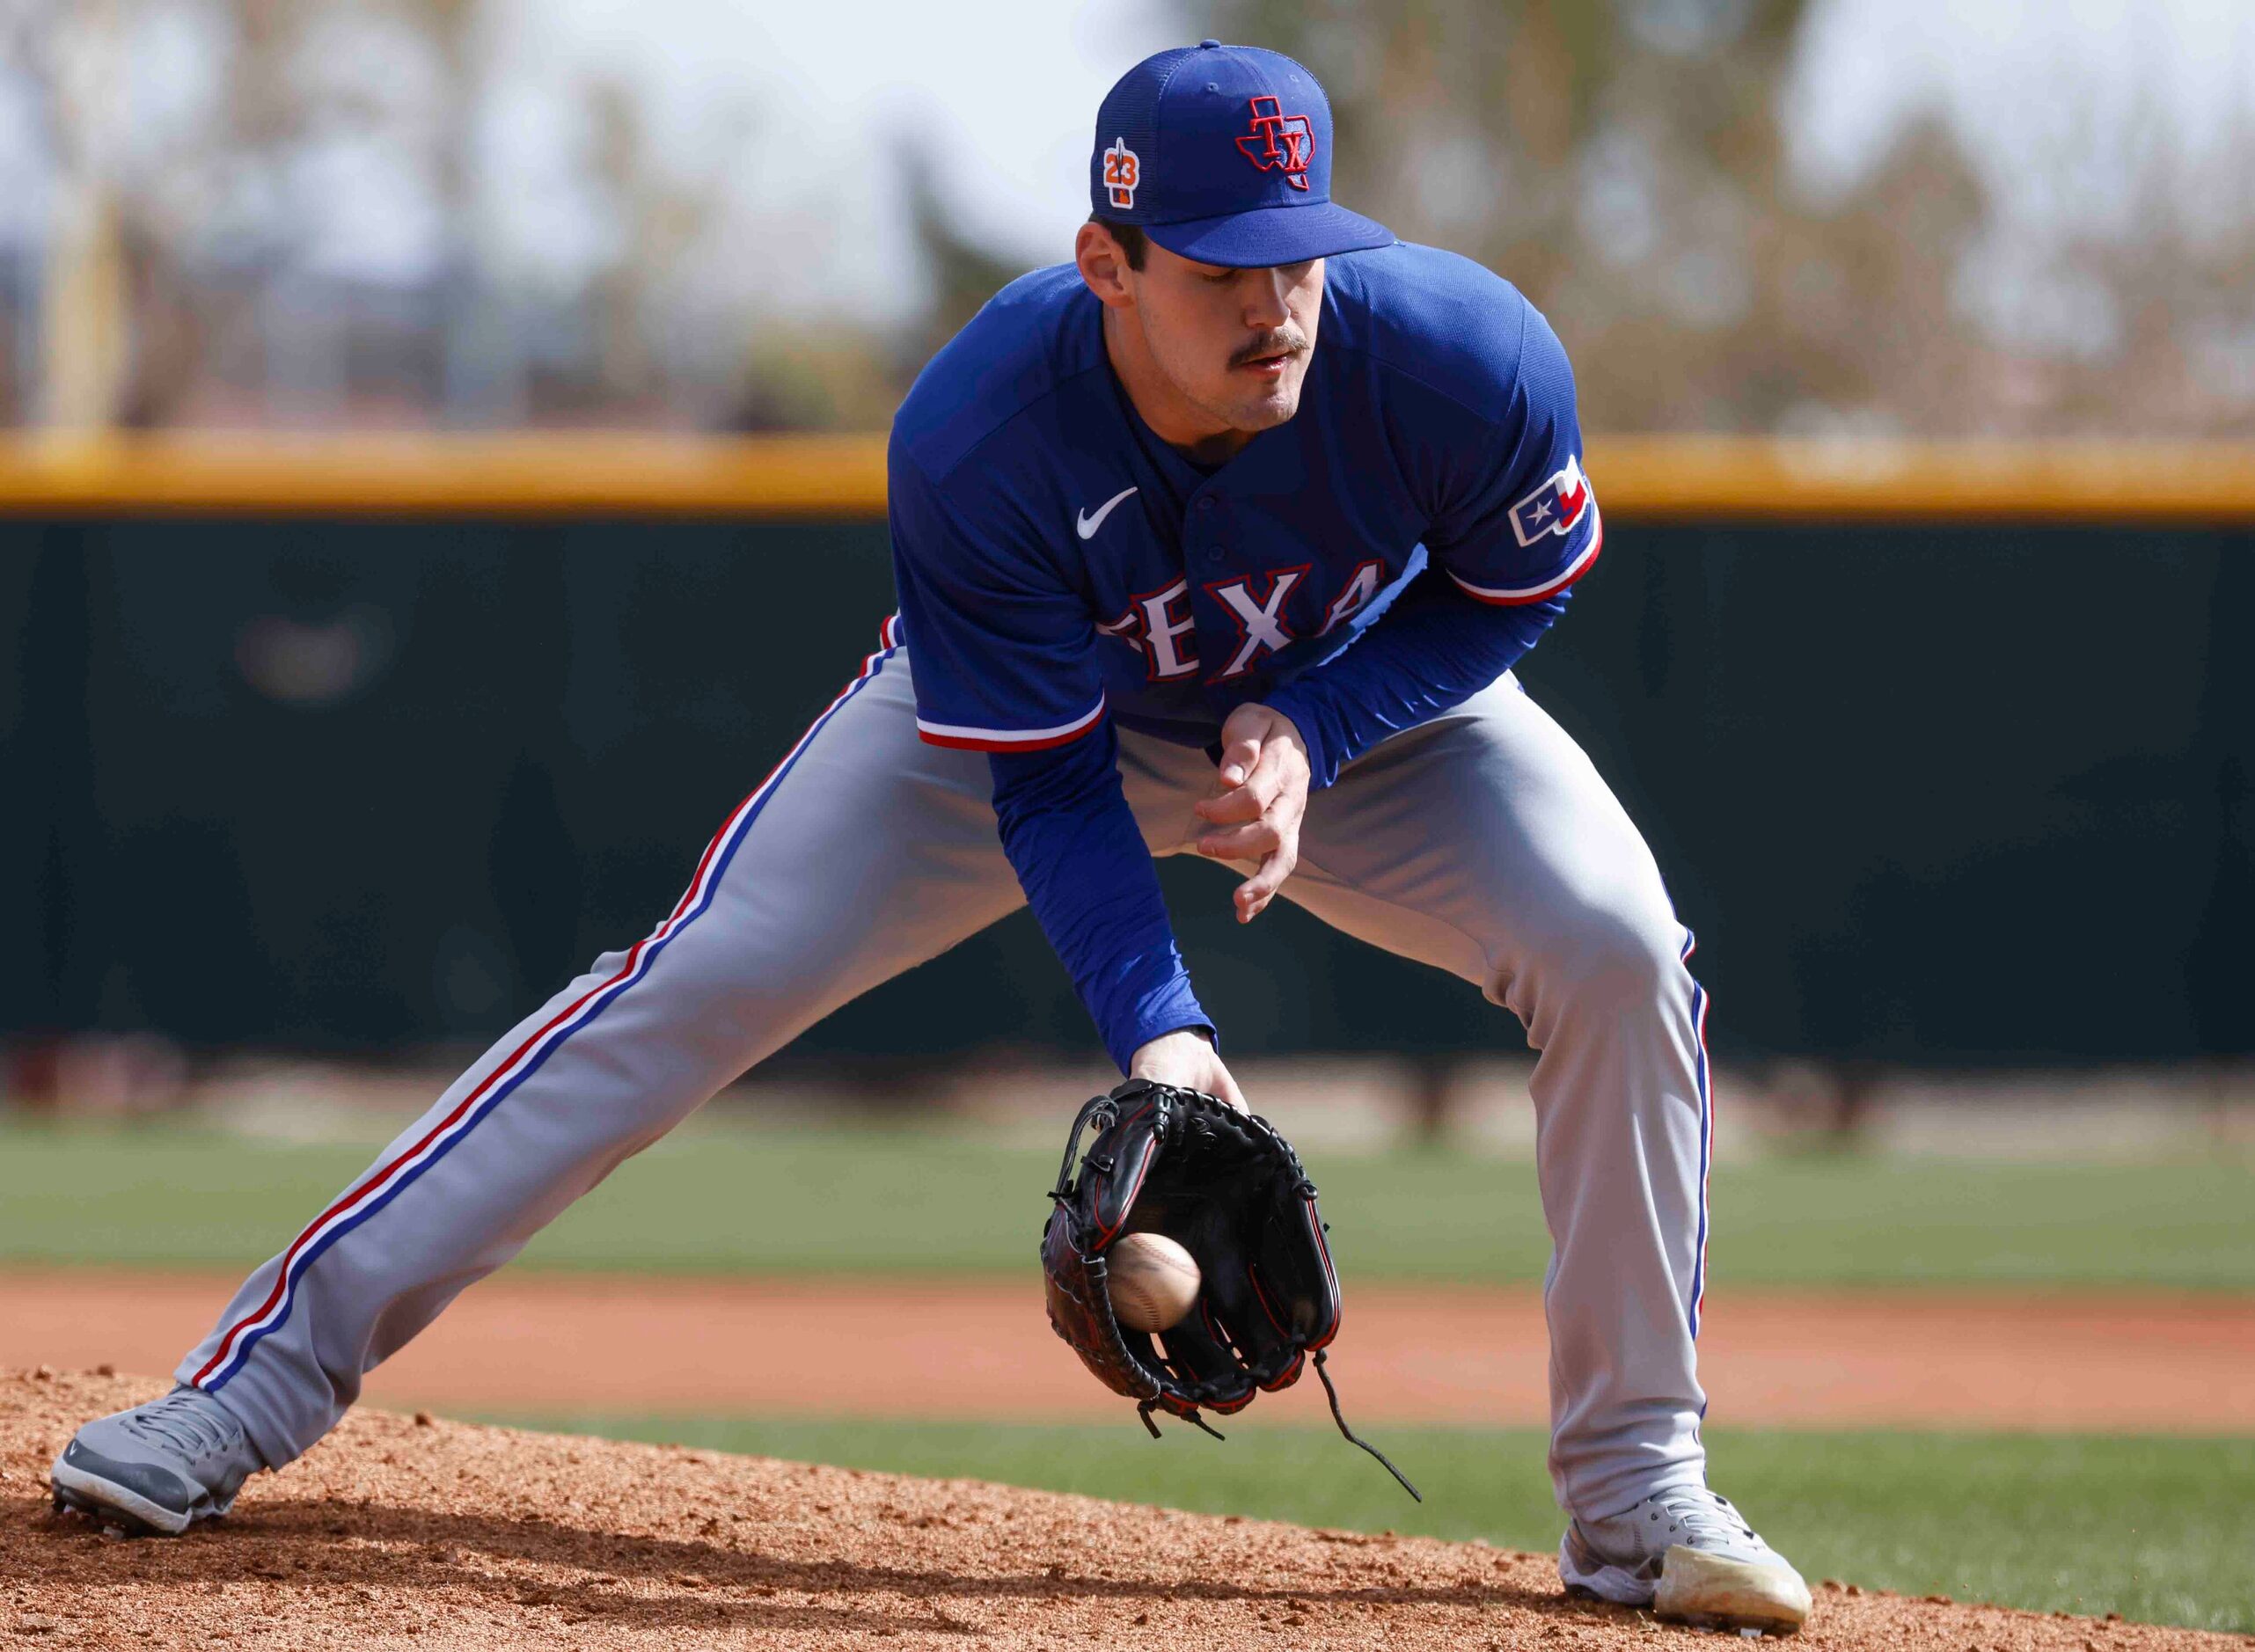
[1099,562,1374,683]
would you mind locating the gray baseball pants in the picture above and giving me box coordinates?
[181,634,1716,1521]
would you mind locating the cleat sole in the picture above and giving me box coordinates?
[49,1461,194,1538]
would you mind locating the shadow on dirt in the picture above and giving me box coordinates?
[21,1490,1623,1640]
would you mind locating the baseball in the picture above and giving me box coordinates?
[1106,1232,1203,1334]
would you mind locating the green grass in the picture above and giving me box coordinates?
[486,1414,2255,1634]
[4,1118,2251,1289]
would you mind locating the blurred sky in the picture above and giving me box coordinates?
[464,0,1182,324]
[1785,0,2254,357]
[1791,0,2250,220]
[5,0,2245,325]
[488,0,2252,325]
[0,0,1181,325]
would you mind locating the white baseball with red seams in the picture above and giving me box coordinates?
[1106,1232,1204,1334]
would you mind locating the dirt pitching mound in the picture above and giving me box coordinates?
[3,1371,2236,1652]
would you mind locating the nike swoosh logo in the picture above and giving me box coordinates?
[1075,486,1138,540]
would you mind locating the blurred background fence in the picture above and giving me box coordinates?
[5,435,2250,1075]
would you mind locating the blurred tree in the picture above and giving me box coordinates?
[899,143,1029,375]
[1197,0,2250,439]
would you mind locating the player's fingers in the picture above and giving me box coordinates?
[1216,735,1263,789]
[1248,739,1301,807]
[1200,717,1298,821]
[1196,821,1281,861]
[1237,879,1284,922]
[1235,875,1278,923]
[1234,834,1300,922]
[1235,756,1285,811]
[1194,781,1264,824]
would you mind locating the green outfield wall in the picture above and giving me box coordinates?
[4,515,2248,1067]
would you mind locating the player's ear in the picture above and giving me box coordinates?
[1075,222,1137,309]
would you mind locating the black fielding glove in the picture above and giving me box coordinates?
[1040,1078,1418,1499]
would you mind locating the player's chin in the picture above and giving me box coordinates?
[1221,372,1305,429]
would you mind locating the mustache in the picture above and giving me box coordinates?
[1230,324,1310,367]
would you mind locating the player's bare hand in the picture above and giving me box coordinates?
[1194,701,1309,923]
[1129,1027,1248,1109]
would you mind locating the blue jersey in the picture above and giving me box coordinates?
[886,241,1600,1072]
[888,240,1600,759]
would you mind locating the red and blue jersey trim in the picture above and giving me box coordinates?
[192,614,906,1393]
[1446,504,1603,606]
[914,695,1108,753]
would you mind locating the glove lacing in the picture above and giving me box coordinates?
[1312,1348,1419,1502]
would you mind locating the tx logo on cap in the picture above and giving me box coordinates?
[1235,95,1314,190]
[1102,136,1140,209]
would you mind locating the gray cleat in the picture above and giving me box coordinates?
[50,1385,267,1537]
[1559,1486,1812,1634]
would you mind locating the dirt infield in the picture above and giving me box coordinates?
[8,1371,2244,1652]
[6,1272,2253,1430]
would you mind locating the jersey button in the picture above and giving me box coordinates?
[1196,497,1215,512]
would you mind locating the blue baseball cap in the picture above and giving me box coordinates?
[1089,40,1394,268]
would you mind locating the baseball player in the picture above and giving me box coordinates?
[54,41,1809,1634]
